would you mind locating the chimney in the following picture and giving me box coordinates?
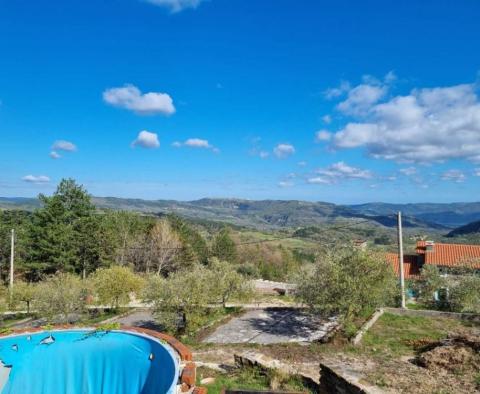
[425,240,435,252]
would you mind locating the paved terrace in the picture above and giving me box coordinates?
[203,308,338,344]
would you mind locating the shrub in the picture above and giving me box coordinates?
[414,265,448,308]
[449,275,480,313]
[11,281,36,313]
[296,249,397,323]
[34,273,89,322]
[93,266,143,310]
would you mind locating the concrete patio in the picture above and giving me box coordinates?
[203,308,338,344]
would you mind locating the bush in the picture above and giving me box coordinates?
[414,265,448,308]
[208,259,253,307]
[93,266,143,310]
[449,275,480,313]
[11,281,36,313]
[296,249,397,323]
[144,261,251,333]
[34,273,89,322]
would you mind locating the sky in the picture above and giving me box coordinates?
[1,0,480,204]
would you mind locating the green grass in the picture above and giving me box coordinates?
[196,366,310,394]
[80,308,126,324]
[0,312,31,328]
[360,312,468,356]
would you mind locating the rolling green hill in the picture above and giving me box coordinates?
[447,220,480,237]
[0,196,461,231]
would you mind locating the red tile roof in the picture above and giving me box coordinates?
[416,241,480,269]
[385,253,421,279]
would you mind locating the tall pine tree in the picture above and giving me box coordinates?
[26,179,102,278]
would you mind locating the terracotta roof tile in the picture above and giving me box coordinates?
[416,241,480,268]
[385,253,421,279]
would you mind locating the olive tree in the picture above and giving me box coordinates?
[93,266,143,310]
[11,281,37,313]
[34,273,89,322]
[449,275,480,313]
[296,249,397,323]
[208,259,252,307]
[143,264,213,332]
[415,265,448,307]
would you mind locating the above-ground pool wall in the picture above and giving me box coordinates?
[120,326,200,393]
[0,324,206,394]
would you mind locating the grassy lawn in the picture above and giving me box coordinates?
[359,312,472,357]
[196,366,311,394]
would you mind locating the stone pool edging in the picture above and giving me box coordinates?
[0,324,207,394]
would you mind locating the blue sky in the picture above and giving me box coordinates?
[1,0,480,203]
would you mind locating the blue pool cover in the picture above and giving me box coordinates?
[0,329,179,394]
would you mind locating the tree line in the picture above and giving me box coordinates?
[0,179,241,281]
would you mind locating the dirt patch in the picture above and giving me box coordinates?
[417,344,480,373]
[413,335,480,383]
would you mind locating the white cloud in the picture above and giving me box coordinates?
[333,82,480,163]
[322,114,332,124]
[308,161,373,184]
[131,130,160,149]
[259,151,269,159]
[22,175,50,184]
[278,181,294,188]
[273,143,295,159]
[474,168,480,176]
[52,140,77,152]
[297,161,307,167]
[145,0,204,12]
[324,80,351,99]
[337,84,387,116]
[315,129,332,142]
[49,151,61,159]
[173,138,219,152]
[103,84,175,115]
[399,167,417,176]
[441,169,466,183]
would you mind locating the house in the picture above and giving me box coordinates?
[386,240,480,279]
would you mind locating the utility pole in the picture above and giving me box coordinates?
[9,229,15,290]
[397,212,406,309]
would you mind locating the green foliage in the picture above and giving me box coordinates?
[92,266,143,309]
[196,366,311,394]
[0,210,30,280]
[26,179,102,278]
[34,273,89,322]
[449,275,480,313]
[211,228,237,263]
[144,264,213,333]
[361,312,467,356]
[168,215,209,265]
[297,249,397,323]
[100,210,152,266]
[414,265,448,308]
[145,261,250,333]
[11,281,36,313]
[208,258,252,306]
[93,322,121,331]
[237,242,300,281]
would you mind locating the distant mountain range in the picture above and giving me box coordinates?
[447,220,480,237]
[3,196,480,231]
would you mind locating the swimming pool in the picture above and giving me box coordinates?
[0,328,180,394]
